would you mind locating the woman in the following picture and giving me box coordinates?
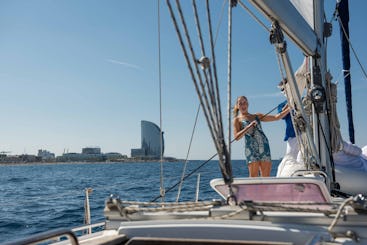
[233,96,288,177]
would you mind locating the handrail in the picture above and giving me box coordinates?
[72,222,105,233]
[2,228,79,245]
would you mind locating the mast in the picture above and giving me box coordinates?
[247,0,336,191]
[311,0,335,190]
[337,0,354,144]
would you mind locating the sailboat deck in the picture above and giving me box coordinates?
[211,177,332,204]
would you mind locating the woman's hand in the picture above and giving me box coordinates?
[249,120,257,128]
[234,119,257,141]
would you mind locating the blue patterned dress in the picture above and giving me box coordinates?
[241,116,271,164]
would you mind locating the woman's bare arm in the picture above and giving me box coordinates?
[233,117,256,140]
[259,107,290,122]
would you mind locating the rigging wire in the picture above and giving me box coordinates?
[238,0,271,33]
[332,2,366,80]
[315,110,336,184]
[334,1,355,144]
[176,0,228,200]
[208,0,232,186]
[237,0,314,168]
[273,43,309,166]
[157,0,165,202]
[273,44,318,170]
[214,0,228,45]
[193,0,220,130]
[169,0,300,200]
[167,1,213,202]
[169,0,219,150]
[206,0,231,185]
[176,103,201,202]
[237,0,320,170]
[335,10,367,80]
[207,0,224,137]
[170,0,231,192]
[152,152,217,202]
[226,0,234,168]
[151,104,279,202]
[176,1,264,197]
[274,49,287,80]
[167,1,364,202]
[166,0,232,185]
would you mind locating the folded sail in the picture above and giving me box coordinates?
[290,0,314,29]
[247,0,318,56]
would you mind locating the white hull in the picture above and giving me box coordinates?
[6,177,367,245]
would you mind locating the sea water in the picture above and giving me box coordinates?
[0,160,280,243]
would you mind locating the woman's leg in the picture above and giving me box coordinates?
[259,161,272,177]
[248,162,260,177]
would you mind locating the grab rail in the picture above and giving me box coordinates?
[72,222,105,234]
[3,228,79,245]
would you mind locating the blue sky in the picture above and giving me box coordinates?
[0,1,366,160]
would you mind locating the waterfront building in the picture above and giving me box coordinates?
[56,147,127,162]
[56,152,105,162]
[82,147,101,154]
[131,148,144,158]
[131,120,164,159]
[104,152,126,161]
[37,149,55,161]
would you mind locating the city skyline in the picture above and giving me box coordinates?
[0,1,366,160]
[2,120,165,160]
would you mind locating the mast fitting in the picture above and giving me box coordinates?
[196,56,210,70]
[324,22,332,38]
[270,21,286,53]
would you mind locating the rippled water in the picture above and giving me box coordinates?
[0,160,280,243]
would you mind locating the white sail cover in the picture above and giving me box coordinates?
[290,0,314,29]
[247,0,318,56]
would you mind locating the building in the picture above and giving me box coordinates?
[55,147,127,162]
[82,147,101,154]
[131,148,145,158]
[104,152,126,161]
[56,146,104,162]
[37,149,55,161]
[56,152,105,162]
[131,120,164,159]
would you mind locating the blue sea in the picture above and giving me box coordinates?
[0,160,280,243]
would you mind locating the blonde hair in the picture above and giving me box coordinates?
[233,96,248,117]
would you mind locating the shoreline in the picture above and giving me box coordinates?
[0,159,186,166]
[0,159,279,166]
